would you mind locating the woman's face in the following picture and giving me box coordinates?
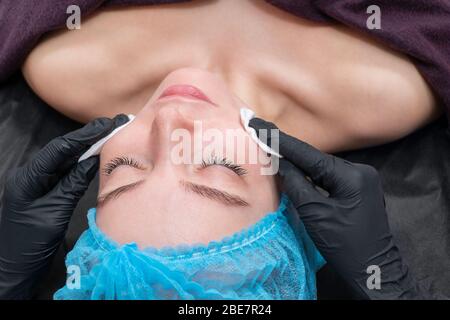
[96,68,279,248]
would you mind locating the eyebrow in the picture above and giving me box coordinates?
[180,180,249,207]
[97,180,145,208]
[96,179,249,208]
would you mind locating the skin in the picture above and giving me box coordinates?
[96,68,279,248]
[22,0,440,153]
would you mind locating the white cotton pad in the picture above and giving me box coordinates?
[78,114,136,162]
[240,108,282,158]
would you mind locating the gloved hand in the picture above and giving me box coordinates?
[250,117,432,300]
[0,114,129,299]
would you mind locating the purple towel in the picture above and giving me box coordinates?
[1,0,450,125]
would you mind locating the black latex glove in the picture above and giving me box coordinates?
[250,117,435,300]
[0,114,129,299]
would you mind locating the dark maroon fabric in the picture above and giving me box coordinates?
[1,0,450,124]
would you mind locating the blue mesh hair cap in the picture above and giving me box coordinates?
[54,194,325,300]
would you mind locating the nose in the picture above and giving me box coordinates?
[150,105,196,167]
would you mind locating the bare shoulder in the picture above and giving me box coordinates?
[22,8,152,122]
[272,25,441,152]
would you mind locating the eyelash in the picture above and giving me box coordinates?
[102,156,144,175]
[200,156,248,176]
[102,155,247,176]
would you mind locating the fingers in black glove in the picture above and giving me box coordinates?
[249,117,436,300]
[249,117,379,199]
[57,156,100,201]
[9,114,129,200]
[278,159,323,203]
[0,114,129,299]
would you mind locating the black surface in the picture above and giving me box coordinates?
[0,73,448,300]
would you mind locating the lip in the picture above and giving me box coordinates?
[157,84,216,105]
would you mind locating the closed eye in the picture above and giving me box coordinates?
[200,155,248,176]
[102,156,145,175]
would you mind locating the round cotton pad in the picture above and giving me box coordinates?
[240,108,282,158]
[78,114,136,162]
